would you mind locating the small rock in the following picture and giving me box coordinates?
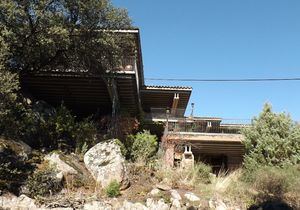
[150,188,161,196]
[186,206,197,210]
[216,199,227,210]
[184,192,200,202]
[146,198,169,210]
[171,198,181,209]
[120,200,148,210]
[83,201,112,210]
[156,183,172,191]
[209,199,228,210]
[170,189,182,200]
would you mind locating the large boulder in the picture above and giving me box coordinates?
[84,139,129,189]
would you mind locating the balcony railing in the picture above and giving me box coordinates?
[145,108,250,134]
[167,119,246,134]
[111,56,137,72]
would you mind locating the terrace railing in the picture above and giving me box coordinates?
[145,108,250,134]
[112,56,137,72]
[167,119,246,134]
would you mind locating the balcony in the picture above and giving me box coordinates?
[110,56,137,73]
[167,119,247,134]
[145,108,250,135]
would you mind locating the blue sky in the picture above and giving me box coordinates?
[113,0,300,121]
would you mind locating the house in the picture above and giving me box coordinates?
[20,29,247,171]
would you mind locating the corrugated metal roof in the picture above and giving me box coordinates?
[144,85,192,91]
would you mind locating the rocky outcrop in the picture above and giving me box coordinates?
[45,152,78,180]
[0,194,72,210]
[84,139,129,189]
[0,138,31,160]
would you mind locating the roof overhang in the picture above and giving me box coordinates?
[20,30,144,117]
[141,85,192,116]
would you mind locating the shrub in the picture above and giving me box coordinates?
[74,117,97,154]
[0,145,33,194]
[130,130,158,162]
[21,103,97,151]
[105,180,121,197]
[195,162,213,183]
[242,103,300,171]
[115,139,128,158]
[250,166,300,198]
[25,163,62,198]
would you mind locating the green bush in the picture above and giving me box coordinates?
[0,145,34,194]
[105,180,121,197]
[195,162,213,183]
[237,165,300,209]
[20,103,97,151]
[25,163,62,197]
[242,103,300,171]
[130,130,158,162]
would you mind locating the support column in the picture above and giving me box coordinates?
[104,76,120,138]
[164,142,175,167]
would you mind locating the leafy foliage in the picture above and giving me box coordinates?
[115,130,158,162]
[0,0,133,74]
[242,103,300,170]
[0,0,134,151]
[130,130,158,162]
[25,163,62,198]
[0,36,25,139]
[0,144,34,194]
[105,179,121,197]
[238,165,300,208]
[194,162,213,183]
[28,103,97,151]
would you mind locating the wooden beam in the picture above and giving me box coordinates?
[171,93,180,115]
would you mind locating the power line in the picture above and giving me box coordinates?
[145,77,300,82]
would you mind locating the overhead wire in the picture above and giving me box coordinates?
[145,77,300,82]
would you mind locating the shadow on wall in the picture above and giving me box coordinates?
[248,200,293,210]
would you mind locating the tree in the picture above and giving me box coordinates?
[0,0,134,141]
[242,103,300,170]
[0,0,133,74]
[0,35,24,139]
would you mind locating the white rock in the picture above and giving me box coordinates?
[170,189,181,200]
[0,194,73,210]
[150,188,161,196]
[146,198,169,210]
[171,198,181,209]
[209,199,228,210]
[156,183,172,191]
[216,200,227,210]
[119,200,148,210]
[45,152,77,175]
[0,194,37,210]
[184,192,200,202]
[83,201,112,210]
[84,139,129,189]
